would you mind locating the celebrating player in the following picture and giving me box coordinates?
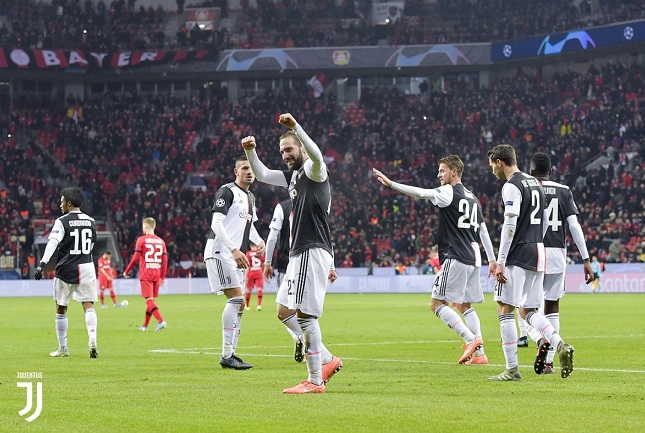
[373,155,497,366]
[242,113,342,394]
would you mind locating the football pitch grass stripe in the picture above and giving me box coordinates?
[150,347,645,374]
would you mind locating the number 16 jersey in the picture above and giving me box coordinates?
[47,210,97,284]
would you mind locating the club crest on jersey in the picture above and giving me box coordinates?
[505,201,513,206]
[289,189,298,200]
[238,210,252,221]
[215,198,225,207]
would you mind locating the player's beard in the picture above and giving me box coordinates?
[289,152,304,170]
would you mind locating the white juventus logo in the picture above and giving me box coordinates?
[17,381,43,422]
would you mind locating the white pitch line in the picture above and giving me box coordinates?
[176,334,645,352]
[150,349,645,374]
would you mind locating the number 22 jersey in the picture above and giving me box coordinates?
[124,234,168,281]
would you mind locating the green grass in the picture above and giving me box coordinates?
[1,293,644,432]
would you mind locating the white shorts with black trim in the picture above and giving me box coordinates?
[275,271,288,307]
[431,258,484,304]
[493,265,544,309]
[278,248,333,317]
[205,255,245,292]
[543,272,565,301]
[53,278,98,306]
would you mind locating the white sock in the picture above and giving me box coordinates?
[232,312,243,352]
[526,322,542,344]
[436,304,475,344]
[55,314,68,350]
[545,313,560,363]
[500,313,518,369]
[320,343,333,364]
[525,311,563,349]
[518,314,527,338]
[462,307,484,355]
[222,297,243,358]
[281,313,304,343]
[85,308,97,342]
[298,317,323,386]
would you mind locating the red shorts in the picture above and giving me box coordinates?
[140,280,161,298]
[246,272,264,290]
[99,278,113,290]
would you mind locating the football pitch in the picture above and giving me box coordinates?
[1,293,644,432]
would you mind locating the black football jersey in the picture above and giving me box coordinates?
[502,172,545,271]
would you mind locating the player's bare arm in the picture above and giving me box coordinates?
[254,241,266,257]
[263,265,274,282]
[278,113,297,129]
[232,248,250,269]
[488,260,498,278]
[328,269,338,283]
[372,168,393,187]
[495,263,507,284]
[583,259,594,284]
[241,136,256,150]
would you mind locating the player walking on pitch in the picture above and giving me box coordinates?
[36,187,99,358]
[123,217,168,332]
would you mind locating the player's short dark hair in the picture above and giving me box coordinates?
[235,154,248,166]
[439,155,464,177]
[61,187,86,208]
[104,250,112,255]
[487,144,517,167]
[279,130,302,146]
[530,152,551,177]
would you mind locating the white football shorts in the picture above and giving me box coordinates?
[279,248,332,317]
[543,272,565,301]
[493,265,544,309]
[431,258,484,304]
[205,254,245,292]
[53,278,98,306]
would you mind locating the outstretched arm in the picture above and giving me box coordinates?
[241,135,289,187]
[372,168,438,201]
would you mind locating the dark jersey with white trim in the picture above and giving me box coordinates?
[503,172,545,271]
[53,212,97,284]
[537,178,579,249]
[282,167,332,256]
[435,184,484,266]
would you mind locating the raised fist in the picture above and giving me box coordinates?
[241,136,256,150]
[278,113,296,129]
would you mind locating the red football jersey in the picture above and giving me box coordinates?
[245,251,264,275]
[124,234,168,281]
[97,256,112,280]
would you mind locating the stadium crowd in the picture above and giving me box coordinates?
[1,0,644,51]
[3,60,644,278]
